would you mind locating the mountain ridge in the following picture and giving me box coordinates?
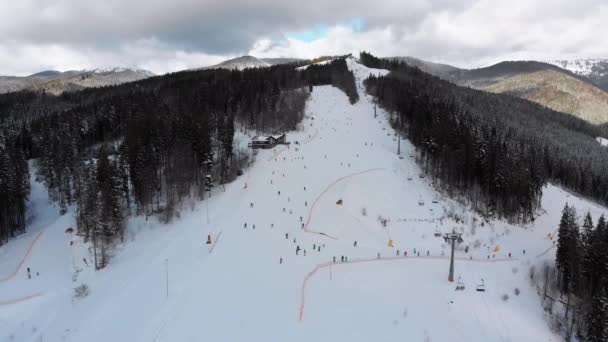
[200,55,271,70]
[547,58,608,91]
[0,68,155,95]
[389,56,608,124]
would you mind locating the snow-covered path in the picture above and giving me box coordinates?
[2,58,604,342]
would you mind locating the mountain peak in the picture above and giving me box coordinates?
[86,67,155,77]
[203,55,270,70]
[29,70,63,77]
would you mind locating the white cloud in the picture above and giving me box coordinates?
[0,39,229,76]
[252,0,608,69]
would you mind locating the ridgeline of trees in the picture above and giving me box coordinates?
[554,205,608,341]
[360,51,608,223]
[0,58,358,268]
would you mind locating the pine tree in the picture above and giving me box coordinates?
[586,294,608,342]
[582,212,594,248]
[587,215,608,296]
[597,215,607,235]
[556,204,579,292]
[581,212,596,299]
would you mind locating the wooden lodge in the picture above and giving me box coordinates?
[249,132,288,148]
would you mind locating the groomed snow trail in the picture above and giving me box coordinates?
[2,58,603,341]
[302,168,384,239]
[0,231,44,283]
[298,255,517,322]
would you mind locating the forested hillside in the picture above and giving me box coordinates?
[0,58,358,263]
[390,56,608,124]
[361,52,608,223]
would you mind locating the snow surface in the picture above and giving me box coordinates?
[203,56,271,71]
[90,67,155,77]
[597,136,608,147]
[548,59,608,77]
[2,57,605,342]
[296,58,336,71]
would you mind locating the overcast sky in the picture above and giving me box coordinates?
[0,0,606,76]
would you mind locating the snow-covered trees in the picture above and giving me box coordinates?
[586,294,608,341]
[361,51,608,223]
[0,143,29,244]
[555,204,579,293]
[580,214,608,341]
[0,57,357,259]
[359,51,608,340]
[552,206,608,341]
[300,58,358,104]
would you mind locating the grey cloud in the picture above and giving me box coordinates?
[0,0,473,54]
[0,0,606,74]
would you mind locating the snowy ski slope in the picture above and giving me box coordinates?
[2,58,605,342]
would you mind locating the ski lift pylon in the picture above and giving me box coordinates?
[476,278,486,292]
[455,276,465,291]
[418,196,425,206]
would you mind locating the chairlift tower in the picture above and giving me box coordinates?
[397,133,401,156]
[443,230,464,282]
[204,153,214,224]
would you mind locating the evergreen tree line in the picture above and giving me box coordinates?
[360,52,608,223]
[304,57,359,104]
[0,136,29,243]
[0,58,359,259]
[555,205,608,341]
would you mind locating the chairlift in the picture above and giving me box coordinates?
[455,277,466,291]
[476,278,486,292]
[407,176,413,181]
[418,198,425,206]
[434,230,442,237]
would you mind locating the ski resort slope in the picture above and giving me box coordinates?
[2,58,604,342]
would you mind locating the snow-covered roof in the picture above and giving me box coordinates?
[270,133,285,139]
[252,135,270,142]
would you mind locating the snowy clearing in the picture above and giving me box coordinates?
[296,58,336,71]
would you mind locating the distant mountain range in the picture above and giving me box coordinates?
[192,55,608,125]
[199,55,302,70]
[0,68,154,95]
[390,57,608,124]
[4,55,607,125]
[0,56,304,95]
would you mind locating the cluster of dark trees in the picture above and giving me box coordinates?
[0,138,29,243]
[360,52,608,223]
[0,58,359,266]
[555,205,608,341]
[305,58,359,103]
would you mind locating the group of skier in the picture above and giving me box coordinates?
[26,267,39,279]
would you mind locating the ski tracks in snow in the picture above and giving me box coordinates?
[302,168,385,240]
[0,292,43,306]
[298,255,518,321]
[0,231,44,283]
